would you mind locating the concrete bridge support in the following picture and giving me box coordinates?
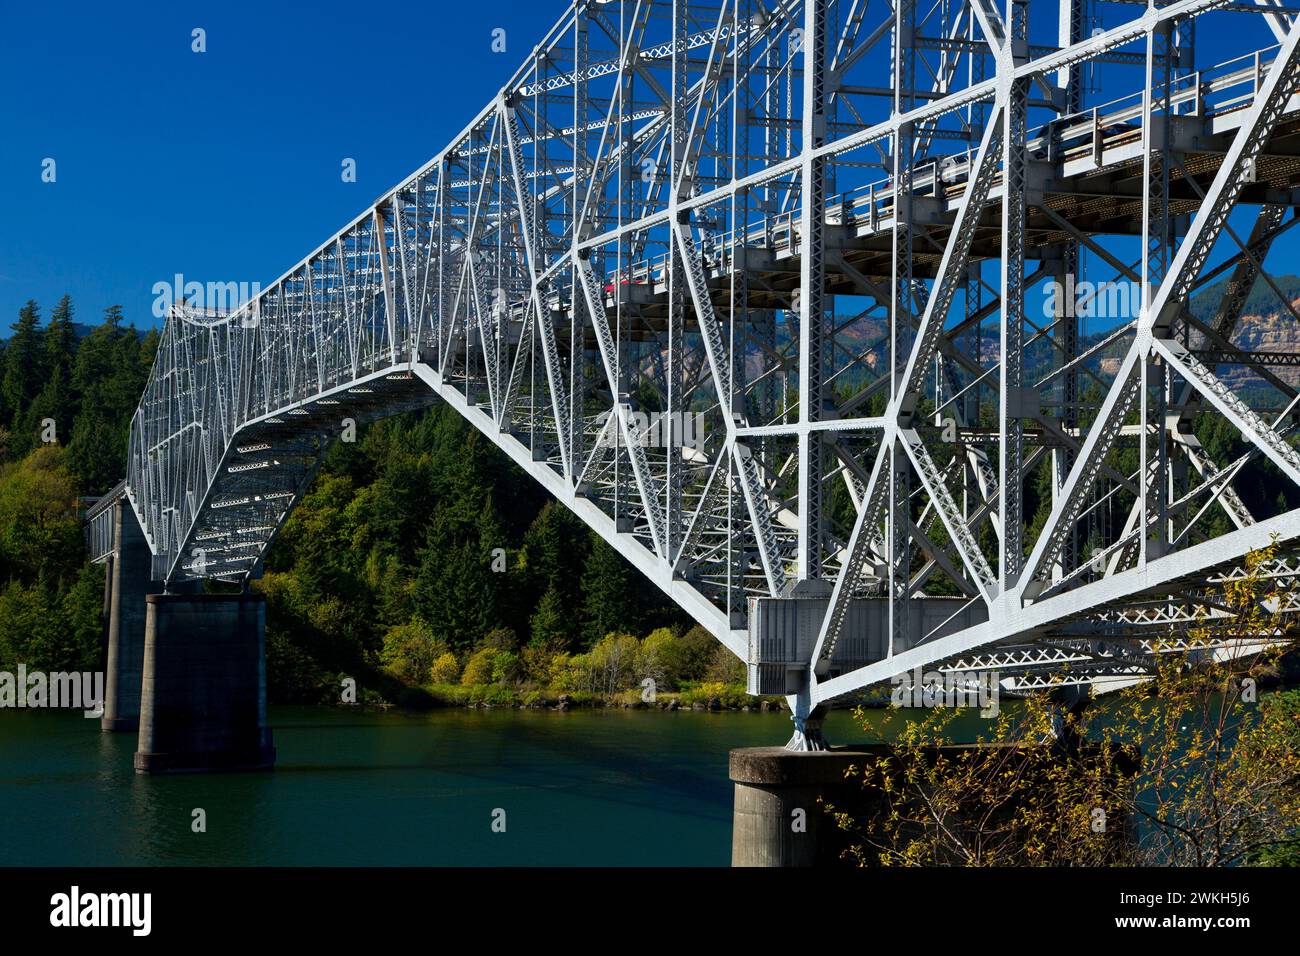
[101,498,161,732]
[730,747,872,866]
[134,593,275,774]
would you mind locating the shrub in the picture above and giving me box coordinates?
[640,627,686,689]
[679,625,716,682]
[491,649,523,684]
[460,647,496,686]
[547,651,588,693]
[426,684,471,707]
[467,682,518,706]
[428,651,460,684]
[679,680,750,709]
[521,642,560,684]
[704,643,746,685]
[589,632,641,695]
[265,624,334,704]
[480,627,519,652]
[380,619,446,685]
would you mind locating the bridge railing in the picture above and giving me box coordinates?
[83,479,126,565]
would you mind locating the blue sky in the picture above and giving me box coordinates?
[0,0,562,328]
[0,2,1290,332]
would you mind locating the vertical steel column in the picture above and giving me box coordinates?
[797,0,828,587]
[615,4,633,531]
[1053,0,1085,581]
[729,0,753,625]
[571,13,590,479]
[998,0,1029,590]
[889,0,917,650]
[666,0,688,559]
[1141,17,1174,563]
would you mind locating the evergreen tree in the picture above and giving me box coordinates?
[413,498,508,650]
[28,296,78,446]
[578,537,642,647]
[137,326,160,380]
[43,294,76,385]
[67,306,152,492]
[529,587,568,648]
[519,501,588,620]
[2,300,42,453]
[413,539,496,651]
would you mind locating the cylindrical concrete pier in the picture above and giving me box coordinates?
[730,746,880,867]
[135,592,275,774]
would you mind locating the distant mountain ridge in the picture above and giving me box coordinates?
[1188,273,1300,395]
[1188,273,1300,326]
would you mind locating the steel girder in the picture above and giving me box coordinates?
[117,0,1300,725]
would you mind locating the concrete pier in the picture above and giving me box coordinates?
[730,746,882,867]
[101,499,160,732]
[134,593,275,774]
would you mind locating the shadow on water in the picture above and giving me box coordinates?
[271,706,804,823]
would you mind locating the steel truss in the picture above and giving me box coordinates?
[99,0,1300,742]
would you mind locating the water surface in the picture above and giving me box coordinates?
[0,705,860,866]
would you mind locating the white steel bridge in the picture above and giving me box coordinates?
[88,0,1300,745]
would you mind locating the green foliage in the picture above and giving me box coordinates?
[520,641,560,684]
[640,627,686,689]
[0,573,100,674]
[490,650,523,684]
[830,546,1300,867]
[265,624,335,704]
[529,588,567,647]
[704,641,748,685]
[587,632,641,696]
[546,651,585,693]
[480,627,518,652]
[379,620,446,685]
[0,299,150,488]
[468,683,519,707]
[29,296,77,445]
[460,648,496,686]
[678,681,751,709]
[3,301,43,450]
[0,446,84,580]
[679,625,718,683]
[1249,688,1300,866]
[423,683,472,706]
[578,537,644,644]
[0,445,102,673]
[428,652,460,684]
[258,402,690,702]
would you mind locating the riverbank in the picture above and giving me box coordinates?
[374,681,788,713]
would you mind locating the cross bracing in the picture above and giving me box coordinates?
[91,0,1300,736]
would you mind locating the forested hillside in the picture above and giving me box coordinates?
[0,297,157,674]
[258,405,738,706]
